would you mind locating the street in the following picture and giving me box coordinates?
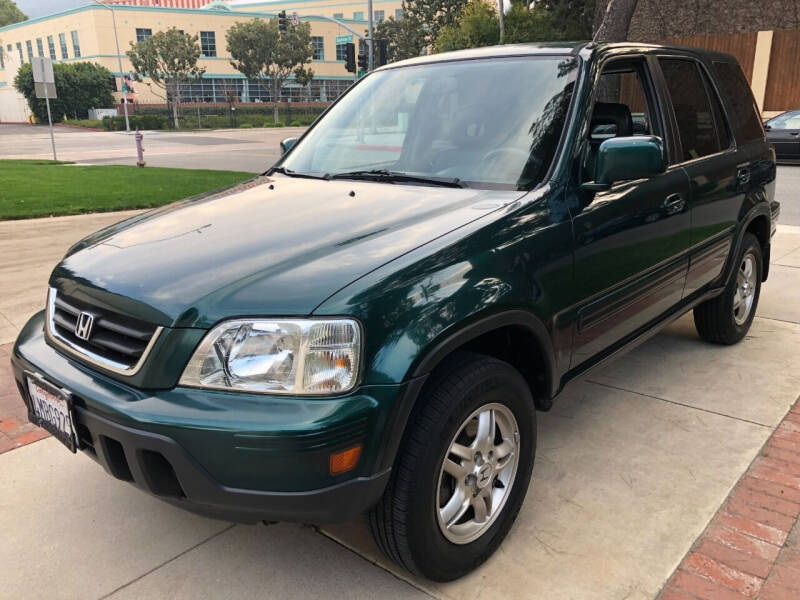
[0,124,300,173]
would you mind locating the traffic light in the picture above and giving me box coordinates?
[357,49,368,72]
[344,42,356,73]
[278,10,287,33]
[375,39,389,67]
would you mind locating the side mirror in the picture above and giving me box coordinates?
[764,124,772,131]
[280,137,299,155]
[581,136,667,192]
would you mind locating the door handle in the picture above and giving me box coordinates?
[736,167,751,184]
[662,193,685,214]
[790,132,799,136]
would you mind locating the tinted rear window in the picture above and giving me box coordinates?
[659,58,726,162]
[712,61,764,143]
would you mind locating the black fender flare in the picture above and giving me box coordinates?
[723,204,773,287]
[373,310,558,472]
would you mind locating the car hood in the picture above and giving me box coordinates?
[51,175,521,328]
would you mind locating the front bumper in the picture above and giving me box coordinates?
[11,311,403,523]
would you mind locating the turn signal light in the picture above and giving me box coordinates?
[330,445,362,475]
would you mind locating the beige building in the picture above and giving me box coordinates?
[0,0,403,122]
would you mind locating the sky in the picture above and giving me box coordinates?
[17,0,92,19]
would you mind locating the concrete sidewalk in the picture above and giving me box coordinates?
[0,212,799,599]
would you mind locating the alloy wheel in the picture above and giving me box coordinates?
[436,402,520,545]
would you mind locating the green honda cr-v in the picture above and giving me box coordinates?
[12,42,778,581]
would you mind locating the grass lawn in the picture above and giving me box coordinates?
[0,160,253,220]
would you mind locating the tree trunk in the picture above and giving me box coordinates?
[273,79,280,124]
[172,80,180,130]
[593,0,640,42]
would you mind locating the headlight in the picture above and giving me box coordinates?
[179,319,362,395]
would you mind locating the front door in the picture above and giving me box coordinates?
[570,55,691,368]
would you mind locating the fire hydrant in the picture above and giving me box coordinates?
[135,129,146,168]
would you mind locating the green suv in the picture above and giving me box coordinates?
[12,42,778,581]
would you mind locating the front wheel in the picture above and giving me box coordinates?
[368,352,536,581]
[693,232,762,344]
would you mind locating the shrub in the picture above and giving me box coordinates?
[62,119,104,129]
[290,120,302,127]
[14,62,114,123]
[239,123,253,128]
[102,114,168,131]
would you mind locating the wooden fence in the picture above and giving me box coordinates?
[663,29,800,113]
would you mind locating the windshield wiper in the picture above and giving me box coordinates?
[267,166,330,180]
[329,169,465,188]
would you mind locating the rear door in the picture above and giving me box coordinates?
[656,56,742,297]
[570,54,692,367]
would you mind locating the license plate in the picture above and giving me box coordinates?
[25,374,77,453]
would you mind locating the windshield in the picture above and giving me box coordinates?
[281,56,579,190]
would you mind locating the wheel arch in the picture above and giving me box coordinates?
[373,309,557,474]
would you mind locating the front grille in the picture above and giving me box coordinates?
[47,288,162,375]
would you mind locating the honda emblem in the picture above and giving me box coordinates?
[75,312,95,341]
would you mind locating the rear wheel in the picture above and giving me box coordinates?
[368,352,536,581]
[693,232,762,344]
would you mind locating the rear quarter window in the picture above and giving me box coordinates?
[712,61,764,144]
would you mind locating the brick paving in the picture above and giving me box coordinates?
[660,397,800,599]
[0,343,49,454]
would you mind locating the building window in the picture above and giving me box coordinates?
[47,35,57,60]
[311,36,324,61]
[200,31,216,57]
[0,47,4,69]
[374,10,384,22]
[336,42,347,61]
[58,33,68,59]
[17,42,24,64]
[26,40,33,63]
[36,38,44,57]
[136,28,152,43]
[353,11,363,20]
[395,8,403,18]
[71,31,81,57]
[333,12,343,19]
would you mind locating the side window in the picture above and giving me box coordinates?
[712,61,764,143]
[585,59,658,180]
[593,65,653,138]
[659,58,726,162]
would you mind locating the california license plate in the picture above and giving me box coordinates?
[25,374,77,453]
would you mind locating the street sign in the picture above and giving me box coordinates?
[32,57,55,84]
[34,82,57,99]
[31,56,57,161]
[336,34,353,44]
[291,11,299,25]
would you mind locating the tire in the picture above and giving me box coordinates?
[693,232,762,345]
[368,352,536,581]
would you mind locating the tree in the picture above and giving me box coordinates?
[226,18,314,123]
[593,0,639,41]
[434,0,593,51]
[127,28,205,129]
[14,62,114,123]
[404,0,468,46]
[374,14,426,62]
[436,1,499,53]
[376,0,468,62]
[504,0,593,43]
[0,0,26,27]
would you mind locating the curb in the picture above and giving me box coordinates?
[659,396,800,599]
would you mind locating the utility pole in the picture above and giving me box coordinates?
[93,0,130,132]
[367,0,374,71]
